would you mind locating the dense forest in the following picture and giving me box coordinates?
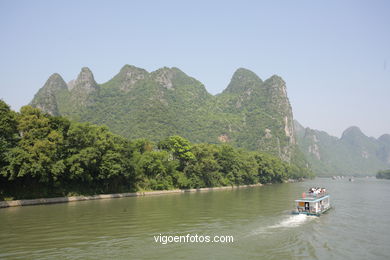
[376,169,390,179]
[0,100,313,200]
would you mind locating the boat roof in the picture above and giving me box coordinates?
[295,195,330,203]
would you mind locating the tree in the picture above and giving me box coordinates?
[135,150,178,190]
[215,144,250,185]
[3,106,66,183]
[158,135,195,170]
[184,144,222,188]
[0,100,18,170]
[254,152,288,183]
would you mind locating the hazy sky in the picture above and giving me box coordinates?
[1,0,389,138]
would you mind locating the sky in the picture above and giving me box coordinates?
[0,0,389,138]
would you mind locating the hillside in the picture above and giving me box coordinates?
[30,65,298,163]
[295,121,390,176]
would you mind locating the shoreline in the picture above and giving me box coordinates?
[0,183,264,209]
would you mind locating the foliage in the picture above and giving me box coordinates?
[158,135,195,170]
[0,100,18,169]
[0,102,312,200]
[376,169,390,179]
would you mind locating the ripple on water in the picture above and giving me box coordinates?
[1,178,390,260]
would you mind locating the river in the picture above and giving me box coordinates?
[0,178,389,259]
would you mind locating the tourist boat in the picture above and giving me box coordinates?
[292,188,331,216]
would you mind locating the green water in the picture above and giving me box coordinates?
[1,178,389,259]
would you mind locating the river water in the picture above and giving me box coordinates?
[1,178,389,259]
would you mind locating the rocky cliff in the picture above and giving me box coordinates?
[29,73,68,116]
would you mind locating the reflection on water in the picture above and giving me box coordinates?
[0,178,390,259]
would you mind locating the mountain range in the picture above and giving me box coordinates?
[295,121,390,176]
[30,65,390,176]
[30,65,298,163]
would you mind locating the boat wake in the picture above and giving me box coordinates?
[248,214,316,236]
[269,214,314,229]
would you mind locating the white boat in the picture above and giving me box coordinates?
[292,188,331,216]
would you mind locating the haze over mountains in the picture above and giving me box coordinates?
[30,65,390,176]
[295,121,390,176]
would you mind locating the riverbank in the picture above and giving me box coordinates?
[0,183,264,208]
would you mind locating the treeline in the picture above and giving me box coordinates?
[0,100,313,200]
[376,169,390,180]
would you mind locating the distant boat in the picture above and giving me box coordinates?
[349,177,354,182]
[292,188,331,216]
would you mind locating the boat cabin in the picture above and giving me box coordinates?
[294,187,330,216]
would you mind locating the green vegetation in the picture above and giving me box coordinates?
[294,121,390,176]
[0,100,313,200]
[31,65,390,177]
[376,169,390,179]
[30,66,298,163]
